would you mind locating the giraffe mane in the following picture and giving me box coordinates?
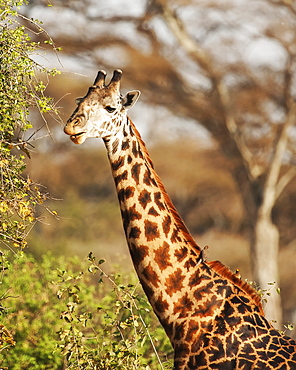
[129,119,201,252]
[207,260,264,314]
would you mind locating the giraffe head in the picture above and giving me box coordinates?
[64,69,140,144]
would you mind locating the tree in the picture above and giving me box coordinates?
[0,0,59,353]
[0,0,60,250]
[23,0,296,326]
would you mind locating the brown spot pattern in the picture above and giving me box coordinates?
[188,270,203,287]
[131,162,142,184]
[121,205,142,231]
[165,268,185,296]
[121,140,130,150]
[195,296,220,317]
[129,243,148,267]
[123,127,128,137]
[112,138,119,154]
[193,282,215,302]
[154,241,172,271]
[162,215,171,237]
[128,226,141,239]
[154,192,166,211]
[114,170,128,186]
[185,319,200,343]
[143,168,156,186]
[154,293,169,314]
[144,220,160,241]
[175,246,188,262]
[111,156,125,171]
[171,227,182,243]
[138,189,151,209]
[118,186,135,203]
[142,263,160,287]
[141,281,154,301]
[174,322,187,342]
[184,258,197,270]
[126,204,142,221]
[132,141,138,157]
[148,207,159,216]
[173,292,194,318]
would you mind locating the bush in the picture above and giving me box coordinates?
[0,0,60,362]
[0,252,65,369]
[57,252,173,369]
[0,0,59,250]
[0,252,173,369]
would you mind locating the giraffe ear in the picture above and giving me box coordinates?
[122,90,141,109]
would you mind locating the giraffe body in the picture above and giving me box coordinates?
[64,70,296,369]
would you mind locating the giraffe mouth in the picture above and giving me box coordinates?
[70,132,86,145]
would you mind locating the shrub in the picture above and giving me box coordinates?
[0,252,173,369]
[0,0,59,251]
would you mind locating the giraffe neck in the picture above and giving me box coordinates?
[103,117,266,354]
[103,117,202,323]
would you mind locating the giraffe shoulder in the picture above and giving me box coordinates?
[207,260,264,314]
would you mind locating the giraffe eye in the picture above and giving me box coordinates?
[105,106,116,113]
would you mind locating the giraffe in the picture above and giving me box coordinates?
[64,69,296,369]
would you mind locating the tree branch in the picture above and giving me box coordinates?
[260,101,296,217]
[275,167,296,201]
[152,0,256,177]
[268,0,296,16]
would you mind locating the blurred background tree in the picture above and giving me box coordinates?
[18,0,296,331]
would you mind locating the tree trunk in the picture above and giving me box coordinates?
[251,215,282,328]
[234,168,282,327]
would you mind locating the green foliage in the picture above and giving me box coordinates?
[0,252,173,369]
[56,252,173,369]
[0,0,62,362]
[0,252,64,369]
[0,0,59,250]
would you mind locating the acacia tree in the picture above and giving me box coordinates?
[24,0,296,326]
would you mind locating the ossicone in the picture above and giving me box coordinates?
[93,70,107,88]
[93,69,123,90]
[108,69,122,91]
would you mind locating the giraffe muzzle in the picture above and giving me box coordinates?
[69,132,86,145]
